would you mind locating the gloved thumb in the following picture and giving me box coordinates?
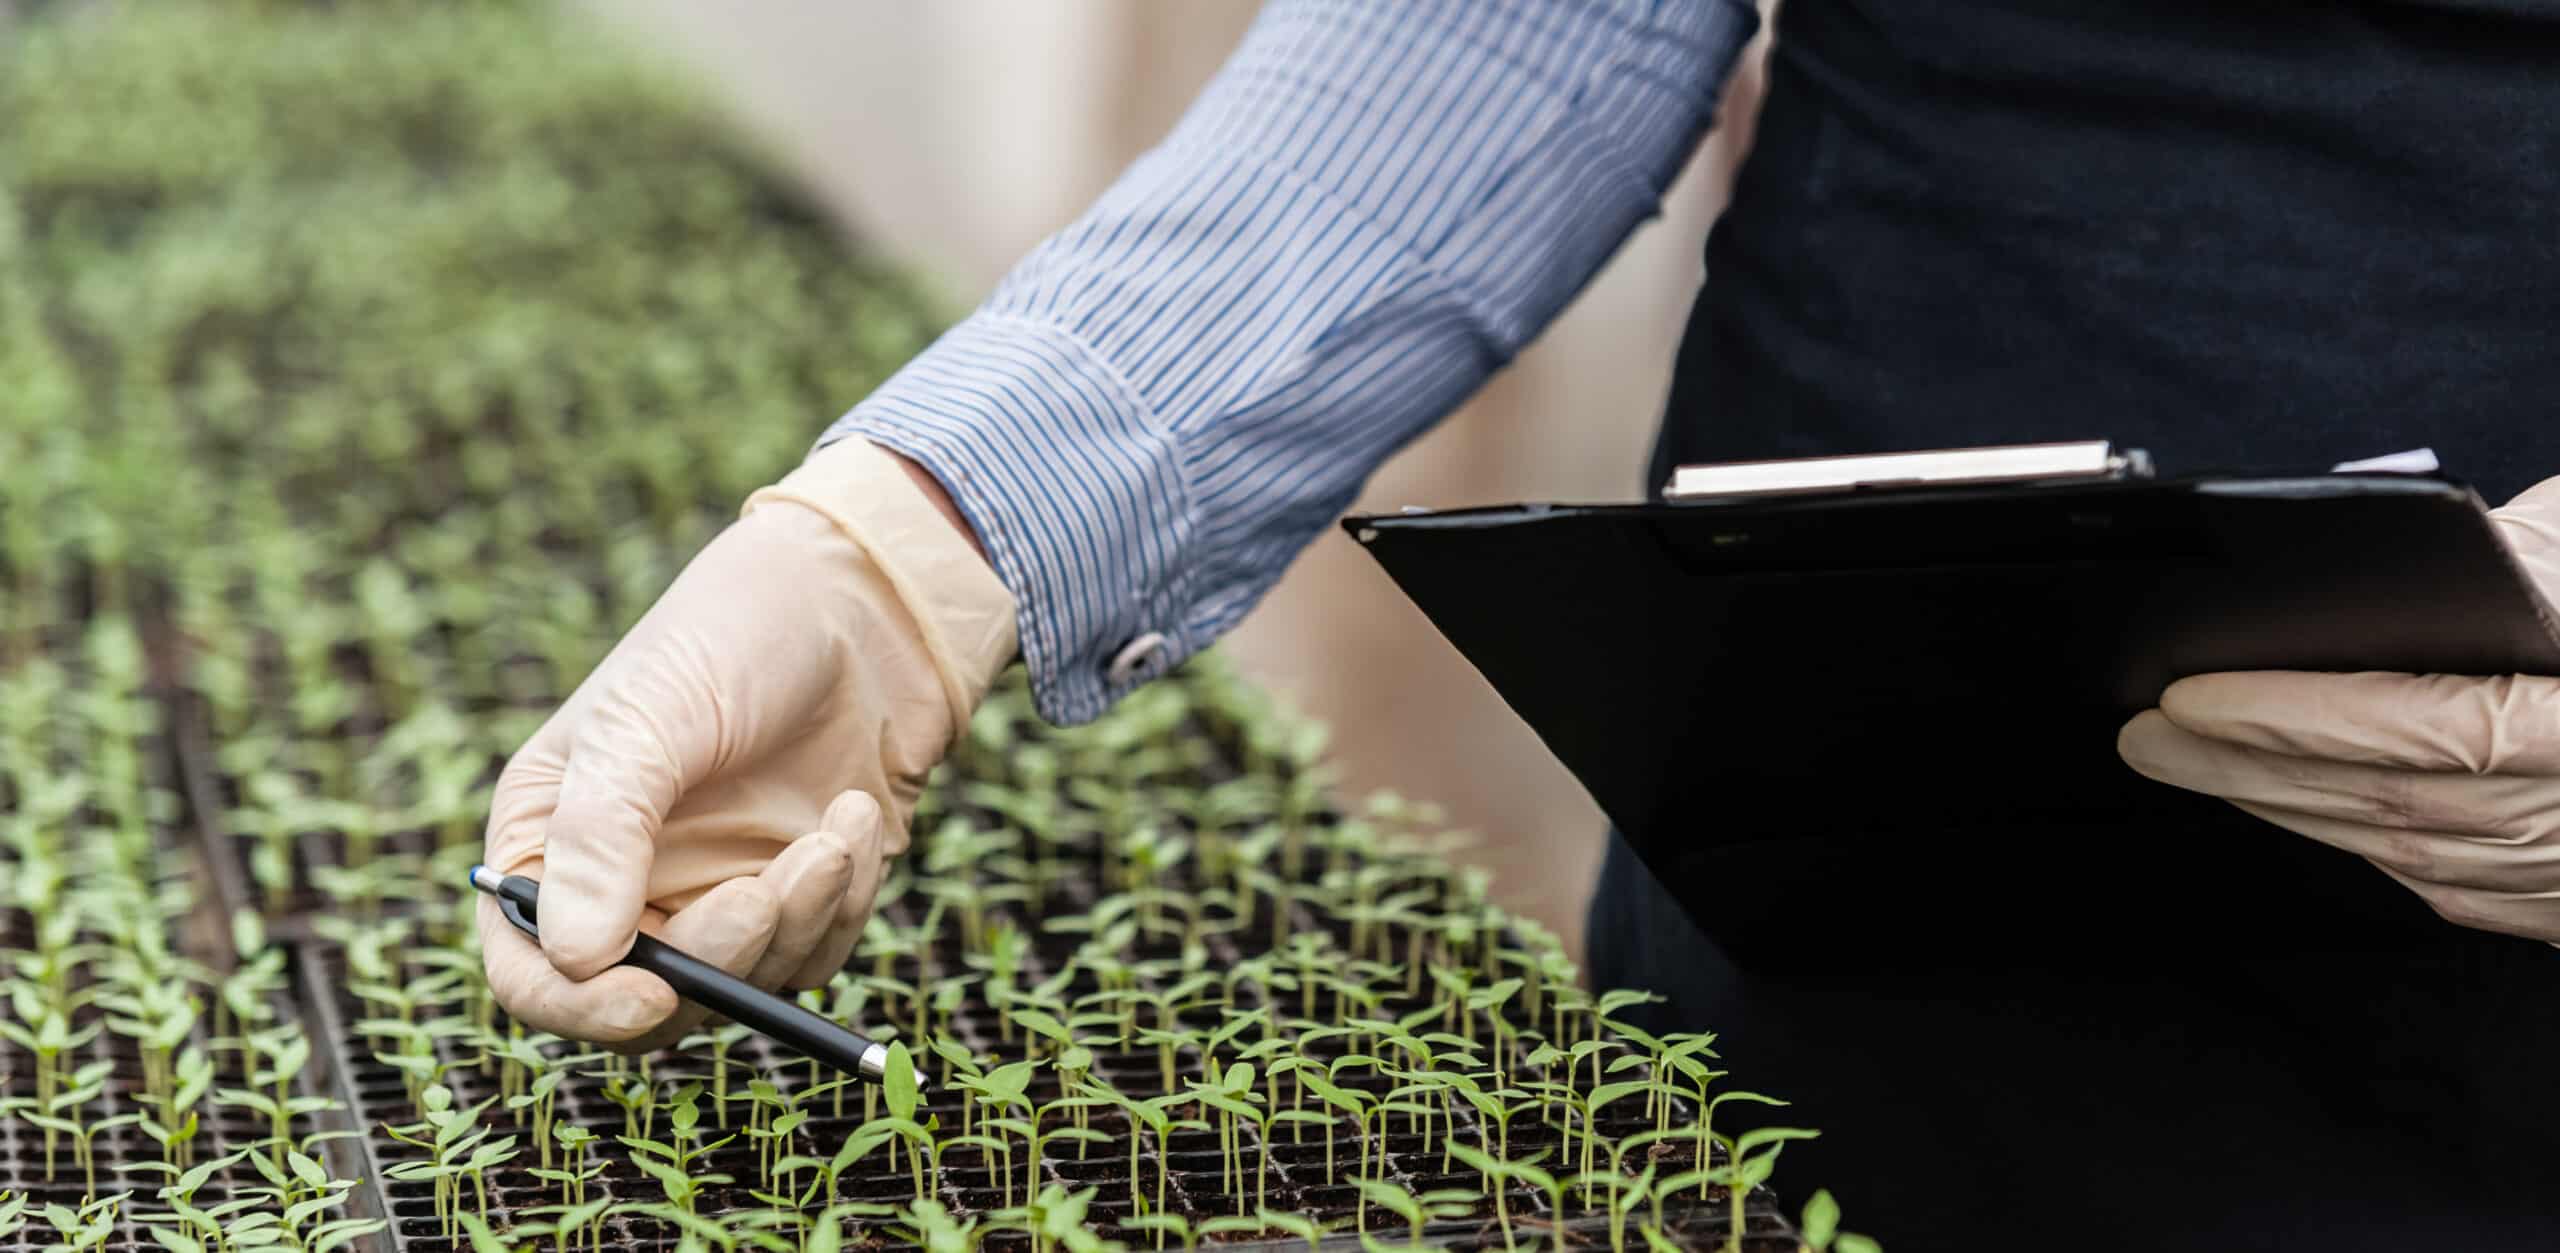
[538,689,694,980]
[602,875,783,1056]
[2491,475,2560,598]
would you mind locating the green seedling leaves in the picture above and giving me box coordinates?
[1355,1179,1424,1226]
[929,1035,981,1078]
[669,1082,704,1137]
[981,1060,1037,1107]
[1447,1140,1501,1178]
[1802,1188,1842,1246]
[1012,1007,1071,1044]
[1588,1080,1654,1120]
[1703,1088,1790,1142]
[1193,1091,1260,1122]
[830,1126,895,1175]
[287,1149,331,1192]
[883,1041,921,1122]
[1594,989,1665,1020]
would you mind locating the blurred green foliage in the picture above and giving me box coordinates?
[0,0,940,619]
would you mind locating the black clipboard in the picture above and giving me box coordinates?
[1346,472,2560,964]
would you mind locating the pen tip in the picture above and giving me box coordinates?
[855,1041,928,1089]
[467,864,499,893]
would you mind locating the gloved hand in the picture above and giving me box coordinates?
[2118,476,2560,942]
[479,439,1016,1049]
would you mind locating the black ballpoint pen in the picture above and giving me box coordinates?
[470,865,922,1086]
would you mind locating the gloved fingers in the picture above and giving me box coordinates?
[878,773,924,856]
[2226,800,2560,892]
[480,708,574,876]
[2121,709,2549,837]
[787,793,893,991]
[786,880,877,994]
[2366,862,2560,944]
[540,683,701,981]
[2491,475,2560,596]
[2157,671,2560,776]
[745,793,878,990]
[478,896,678,1046]
[607,876,783,1056]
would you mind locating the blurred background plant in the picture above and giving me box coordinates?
[1,0,938,584]
[0,0,950,890]
[0,2,946,1241]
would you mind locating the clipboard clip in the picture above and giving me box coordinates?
[1664,440,2153,503]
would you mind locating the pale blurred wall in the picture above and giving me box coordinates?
[584,1,1770,961]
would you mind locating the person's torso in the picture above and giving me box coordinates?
[1611,3,2560,1246]
[1653,0,2560,504]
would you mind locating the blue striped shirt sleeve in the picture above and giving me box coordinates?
[820,0,1760,725]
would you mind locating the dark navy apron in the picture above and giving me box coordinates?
[1589,2,2560,1247]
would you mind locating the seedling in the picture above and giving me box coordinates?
[620,1081,732,1218]
[1792,1186,1887,1253]
[862,1040,945,1199]
[1715,1126,1822,1252]
[383,1084,521,1238]
[530,1123,605,1221]
[1449,1141,1549,1253]
[0,987,100,1176]
[35,1193,126,1251]
[1355,1178,1477,1247]
[4,1059,133,1195]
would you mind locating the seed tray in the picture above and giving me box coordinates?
[309,858,1793,1253]
[874,872,1790,1251]
[0,950,370,1252]
[141,637,1815,1248]
[161,686,512,942]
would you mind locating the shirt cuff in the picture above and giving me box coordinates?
[815,312,1199,725]
[744,438,1021,736]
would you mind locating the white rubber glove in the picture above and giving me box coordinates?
[2119,475,2560,942]
[480,439,1016,1049]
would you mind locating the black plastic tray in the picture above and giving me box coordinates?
[163,688,484,944]
[0,944,372,1252]
[303,884,1790,1252]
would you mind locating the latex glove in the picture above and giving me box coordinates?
[480,439,1016,1049]
[2118,476,2560,942]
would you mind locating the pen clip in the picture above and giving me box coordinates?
[495,884,542,942]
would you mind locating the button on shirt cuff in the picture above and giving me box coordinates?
[1106,632,1173,686]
